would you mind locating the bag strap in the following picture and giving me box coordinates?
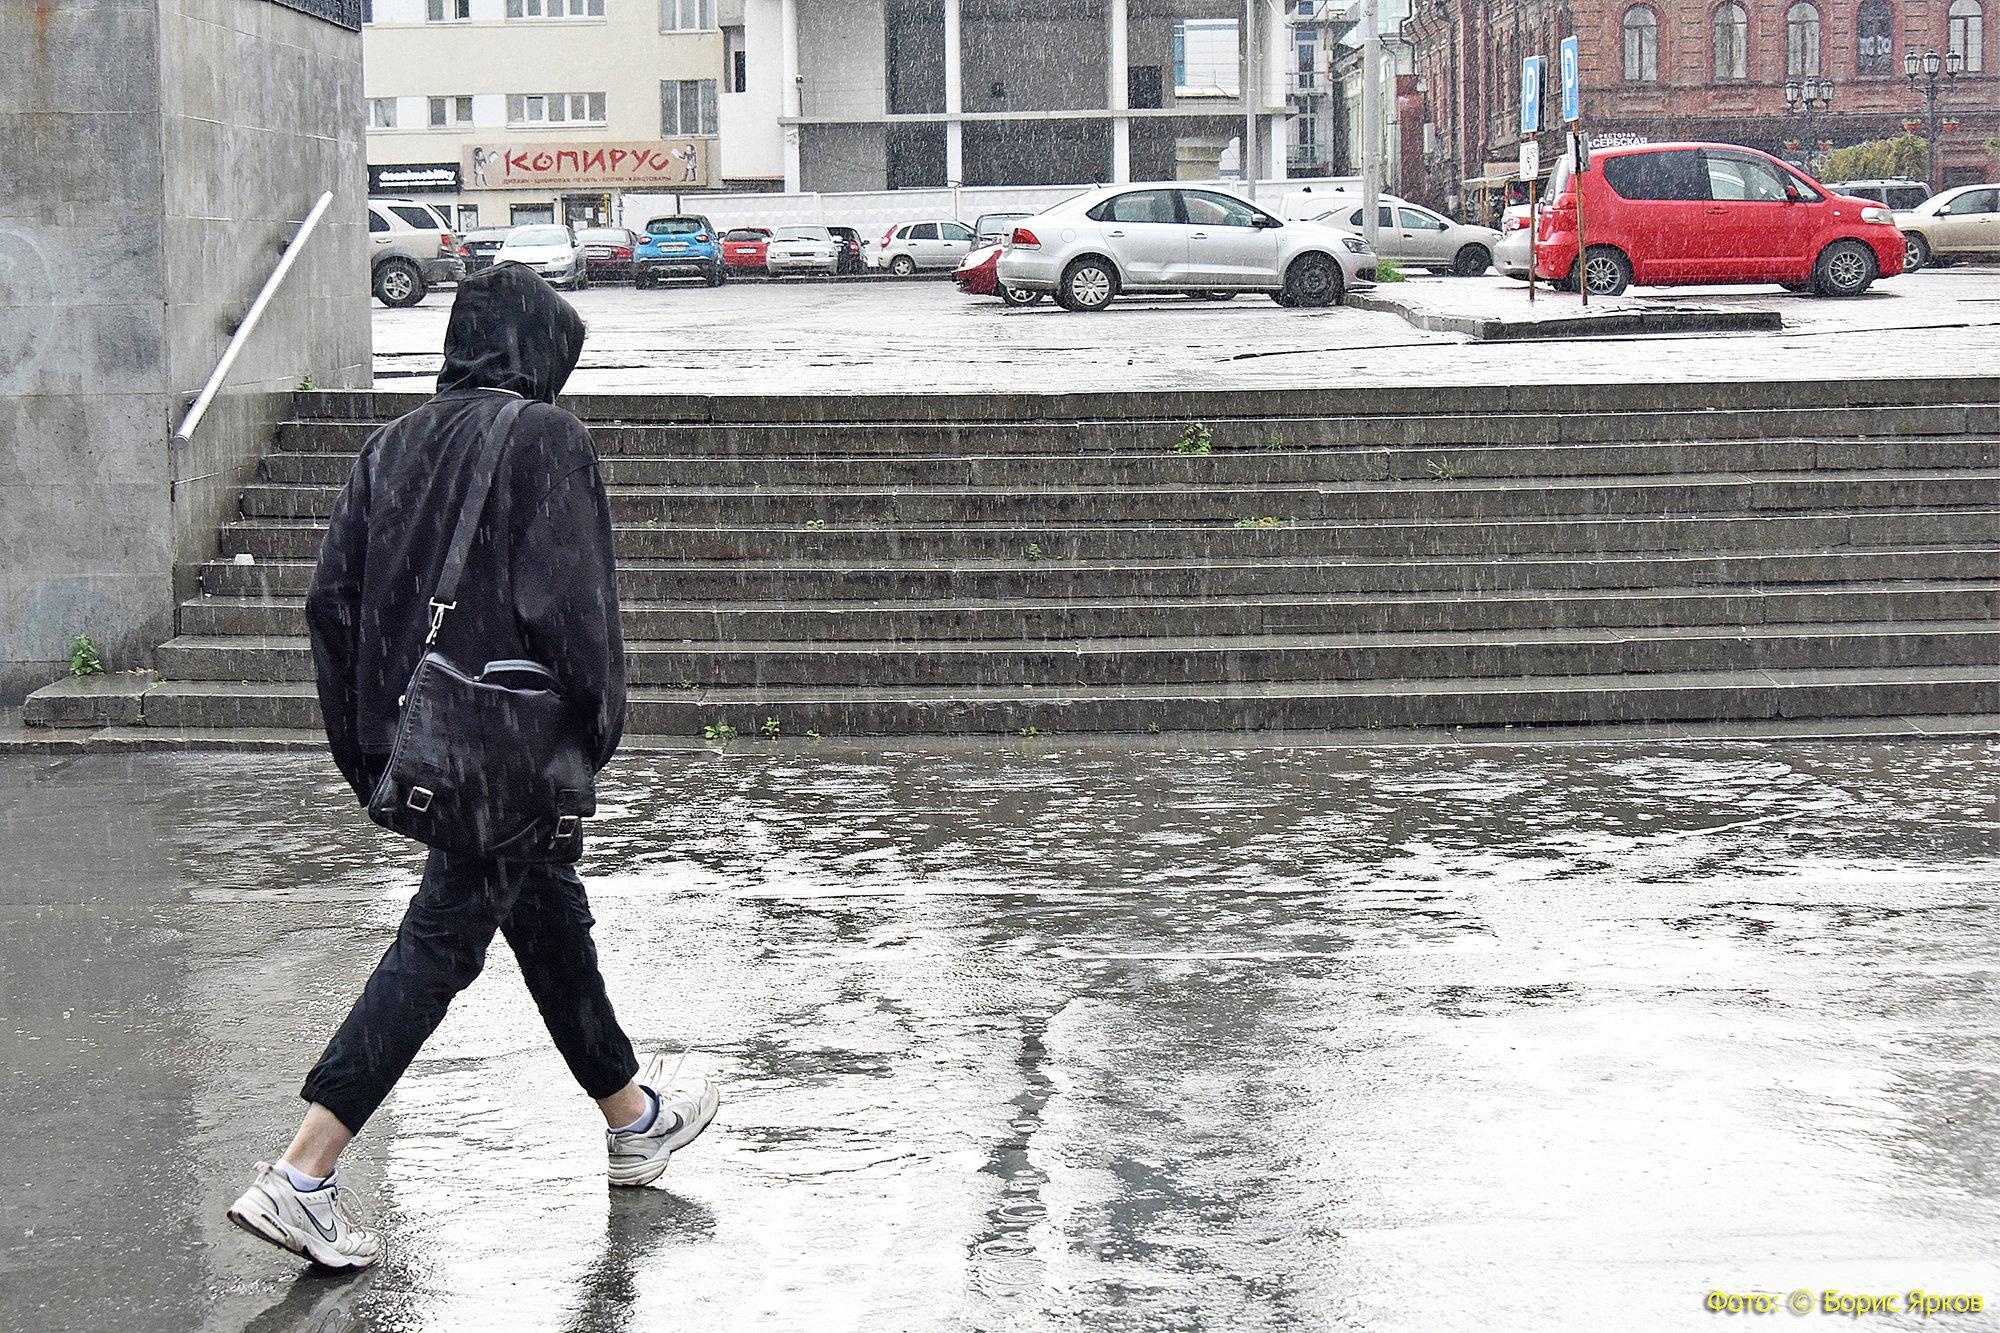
[426,397,529,646]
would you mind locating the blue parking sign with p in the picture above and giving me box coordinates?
[1520,57,1542,135]
[1560,36,1581,121]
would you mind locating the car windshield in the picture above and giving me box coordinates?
[506,227,570,246]
[648,218,703,234]
[774,227,832,241]
[976,213,1027,231]
[724,229,766,241]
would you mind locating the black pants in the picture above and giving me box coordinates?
[301,849,639,1134]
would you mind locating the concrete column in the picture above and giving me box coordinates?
[1264,0,1289,181]
[944,0,964,184]
[780,0,802,191]
[1108,0,1130,181]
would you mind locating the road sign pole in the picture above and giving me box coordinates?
[1574,130,1587,307]
[1527,174,1537,304]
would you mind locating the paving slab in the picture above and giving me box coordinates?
[2,741,1995,1330]
[368,266,2000,396]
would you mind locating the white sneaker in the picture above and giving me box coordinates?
[226,1162,383,1270]
[607,1061,721,1188]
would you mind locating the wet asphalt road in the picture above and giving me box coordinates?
[2,740,1997,1332]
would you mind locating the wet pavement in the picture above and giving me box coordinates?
[370,267,2000,396]
[2,739,1997,1332]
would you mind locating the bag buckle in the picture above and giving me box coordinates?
[551,814,580,848]
[406,786,434,812]
[424,599,456,646]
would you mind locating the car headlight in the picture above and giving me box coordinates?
[1341,236,1373,255]
[1861,206,1893,225]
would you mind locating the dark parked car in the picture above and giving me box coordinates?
[457,228,509,274]
[827,225,866,274]
[577,226,642,281]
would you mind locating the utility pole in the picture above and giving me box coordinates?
[1244,0,1259,199]
[1361,0,1381,251]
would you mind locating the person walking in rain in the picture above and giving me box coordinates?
[225,263,719,1271]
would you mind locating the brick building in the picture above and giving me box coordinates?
[1404,0,1998,216]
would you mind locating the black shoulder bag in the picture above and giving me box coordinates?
[367,399,596,864]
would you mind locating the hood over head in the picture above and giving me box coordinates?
[435,262,587,403]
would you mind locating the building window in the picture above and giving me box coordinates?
[1173,18,1241,96]
[660,78,719,135]
[1787,2,1822,77]
[507,0,603,17]
[1622,6,1659,82]
[659,0,714,29]
[1713,3,1748,80]
[368,98,398,129]
[428,95,474,127]
[1950,0,1985,71]
[1856,0,1894,74]
[425,0,469,18]
[510,203,556,225]
[506,92,606,125]
[456,204,480,229]
[732,50,748,93]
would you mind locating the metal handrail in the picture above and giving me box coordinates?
[172,189,335,444]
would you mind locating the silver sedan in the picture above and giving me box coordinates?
[1312,196,1501,276]
[764,226,842,276]
[996,183,1377,311]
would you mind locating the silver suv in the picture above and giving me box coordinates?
[368,198,465,307]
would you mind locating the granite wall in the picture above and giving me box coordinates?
[0,0,368,702]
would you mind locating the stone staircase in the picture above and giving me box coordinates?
[99,379,2000,737]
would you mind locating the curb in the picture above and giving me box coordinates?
[1345,289,1785,341]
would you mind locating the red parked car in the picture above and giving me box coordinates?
[953,243,1041,305]
[576,226,641,281]
[1535,142,1904,297]
[722,226,773,272]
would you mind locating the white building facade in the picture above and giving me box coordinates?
[727,0,1295,193]
[361,0,758,230]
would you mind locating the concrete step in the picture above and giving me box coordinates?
[258,436,2000,488]
[217,509,2000,562]
[150,622,2000,688]
[197,546,2000,602]
[234,471,2000,525]
[292,376,2000,425]
[135,664,2000,735]
[273,401,2000,454]
[178,581,2000,641]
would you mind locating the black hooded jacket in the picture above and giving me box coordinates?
[306,263,626,805]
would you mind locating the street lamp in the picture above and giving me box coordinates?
[1783,77,1834,173]
[1904,46,1964,190]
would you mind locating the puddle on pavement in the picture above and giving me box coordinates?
[2,739,1996,1331]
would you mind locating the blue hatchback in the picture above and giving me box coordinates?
[633,215,725,288]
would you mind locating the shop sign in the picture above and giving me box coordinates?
[460,140,709,191]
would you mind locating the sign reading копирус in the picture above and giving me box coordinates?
[459,141,708,191]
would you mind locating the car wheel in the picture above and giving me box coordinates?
[635,272,654,290]
[1186,291,1234,300]
[1580,245,1632,296]
[1055,256,1119,311]
[1813,239,1876,297]
[1779,281,1811,293]
[1271,289,1299,306]
[1000,284,1041,307]
[1281,252,1343,307]
[1451,244,1492,276]
[373,258,426,308]
[889,254,917,277]
[708,263,727,287]
[1904,233,1930,271]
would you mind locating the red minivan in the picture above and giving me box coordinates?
[1535,142,1905,297]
